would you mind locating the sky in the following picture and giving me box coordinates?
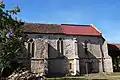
[3,0,120,43]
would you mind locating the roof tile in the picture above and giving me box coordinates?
[22,23,101,36]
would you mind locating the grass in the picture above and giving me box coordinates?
[46,72,120,80]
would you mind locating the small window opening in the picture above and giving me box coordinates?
[28,43,31,54]
[69,63,72,69]
[84,40,88,54]
[32,42,34,57]
[28,39,35,58]
[57,38,63,57]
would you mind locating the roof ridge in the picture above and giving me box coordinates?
[61,24,90,26]
[25,22,59,25]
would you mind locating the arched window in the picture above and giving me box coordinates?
[57,38,63,57]
[69,63,72,69]
[28,39,35,58]
[84,40,88,54]
[28,42,31,55]
[32,42,34,57]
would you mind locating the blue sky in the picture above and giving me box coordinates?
[4,0,120,43]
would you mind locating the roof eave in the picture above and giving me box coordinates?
[24,32,101,36]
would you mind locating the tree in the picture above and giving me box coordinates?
[0,1,24,77]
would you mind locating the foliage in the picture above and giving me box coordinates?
[0,1,24,75]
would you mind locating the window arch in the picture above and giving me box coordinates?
[57,38,63,57]
[28,39,35,58]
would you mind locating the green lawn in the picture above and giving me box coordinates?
[46,72,120,80]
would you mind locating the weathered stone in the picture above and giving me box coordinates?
[17,34,113,76]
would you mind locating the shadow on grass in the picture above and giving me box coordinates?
[46,77,109,80]
[46,78,87,80]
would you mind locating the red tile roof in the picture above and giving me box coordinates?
[61,24,101,36]
[108,43,120,50]
[23,23,101,36]
[23,23,62,34]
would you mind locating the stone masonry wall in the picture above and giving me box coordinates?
[102,41,113,72]
[31,38,48,74]
[26,34,113,75]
